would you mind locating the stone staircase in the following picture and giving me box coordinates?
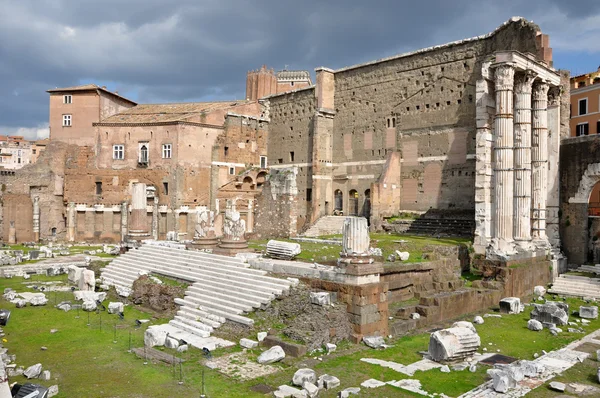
[100,244,293,340]
[548,274,600,299]
[405,217,475,237]
[576,264,600,274]
[302,216,347,237]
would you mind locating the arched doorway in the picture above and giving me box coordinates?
[362,189,371,222]
[349,190,359,216]
[334,190,343,215]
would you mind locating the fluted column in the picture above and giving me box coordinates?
[492,64,516,254]
[129,182,148,235]
[513,72,536,248]
[532,82,550,245]
[67,202,76,242]
[32,196,40,242]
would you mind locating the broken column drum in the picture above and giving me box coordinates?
[191,207,218,249]
[266,240,301,260]
[128,183,149,237]
[32,196,40,242]
[339,216,372,265]
[428,326,481,362]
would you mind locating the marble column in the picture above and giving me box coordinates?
[492,64,516,254]
[32,196,40,242]
[531,81,550,245]
[513,72,536,249]
[120,201,128,241]
[152,196,159,240]
[246,199,254,233]
[67,202,76,242]
[341,216,370,257]
[129,182,149,236]
[8,221,16,244]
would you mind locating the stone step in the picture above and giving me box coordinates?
[168,319,211,338]
[115,256,288,295]
[100,272,135,288]
[138,245,256,271]
[174,298,253,326]
[172,315,214,333]
[100,267,142,282]
[187,283,273,305]
[176,304,226,324]
[185,285,261,310]
[550,284,600,294]
[128,250,292,288]
[176,309,222,329]
[184,289,252,313]
[561,275,600,283]
[552,280,600,289]
[548,289,600,299]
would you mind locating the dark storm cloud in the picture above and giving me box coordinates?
[0,0,597,139]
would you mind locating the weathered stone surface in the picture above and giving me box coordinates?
[257,345,285,364]
[549,381,566,392]
[528,319,543,331]
[395,251,410,261]
[440,365,450,373]
[48,385,59,398]
[30,295,48,306]
[67,265,82,283]
[428,326,481,362]
[73,291,106,302]
[108,302,124,314]
[326,343,337,353]
[177,344,189,353]
[82,300,97,311]
[499,297,521,314]
[165,336,179,349]
[319,374,340,389]
[15,299,27,308]
[473,316,484,324]
[534,285,546,297]
[24,363,42,379]
[292,368,317,387]
[579,306,598,319]
[360,379,386,388]
[79,269,96,291]
[40,370,51,381]
[338,387,360,397]
[240,338,259,349]
[363,335,385,349]
[341,217,370,256]
[452,321,477,333]
[410,313,420,320]
[144,326,167,348]
[3,291,16,301]
[310,292,331,306]
[303,382,319,398]
[531,303,568,325]
[257,332,267,342]
[266,240,301,260]
[274,385,305,398]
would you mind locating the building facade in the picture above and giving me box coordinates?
[570,67,600,136]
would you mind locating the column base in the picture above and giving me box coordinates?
[128,230,150,239]
[213,239,253,256]
[487,238,517,260]
[187,237,219,251]
[514,239,534,252]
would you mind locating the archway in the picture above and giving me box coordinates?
[256,172,267,188]
[334,190,343,215]
[242,176,254,190]
[349,189,359,216]
[588,181,600,262]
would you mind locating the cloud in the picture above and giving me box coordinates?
[0,0,599,135]
[0,124,49,140]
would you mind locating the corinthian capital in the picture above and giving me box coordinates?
[532,81,550,101]
[514,71,537,94]
[494,64,515,91]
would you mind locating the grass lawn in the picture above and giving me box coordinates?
[249,233,471,264]
[2,272,599,397]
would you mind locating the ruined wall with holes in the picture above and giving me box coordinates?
[265,18,545,229]
[560,135,600,264]
[267,87,316,230]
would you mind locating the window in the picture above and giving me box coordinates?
[278,158,283,164]
[306,188,312,202]
[32,149,36,155]
[579,98,588,116]
[229,166,235,175]
[289,151,295,162]
[139,144,148,164]
[260,156,267,168]
[163,182,169,195]
[63,95,72,104]
[224,146,229,156]
[579,81,586,88]
[62,114,72,127]
[576,123,589,136]
[597,120,600,135]
[162,144,172,159]
[113,145,124,160]
[95,181,103,195]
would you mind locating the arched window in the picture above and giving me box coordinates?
[349,190,359,216]
[334,190,343,214]
[139,145,148,164]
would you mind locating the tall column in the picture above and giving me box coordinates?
[247,199,254,233]
[152,196,159,240]
[67,202,76,242]
[492,64,516,255]
[129,182,149,236]
[531,81,550,246]
[513,72,536,249]
[120,201,128,241]
[32,196,40,242]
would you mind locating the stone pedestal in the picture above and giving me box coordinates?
[337,217,382,285]
[128,183,149,238]
[189,207,219,250]
[215,202,251,255]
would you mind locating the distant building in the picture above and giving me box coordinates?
[570,67,600,136]
[245,65,312,101]
[0,135,45,170]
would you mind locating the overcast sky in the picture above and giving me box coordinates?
[1,0,598,140]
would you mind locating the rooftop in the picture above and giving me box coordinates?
[47,84,137,105]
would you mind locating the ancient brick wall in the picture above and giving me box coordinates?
[559,135,600,264]
[254,168,299,238]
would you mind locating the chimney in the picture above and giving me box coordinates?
[102,86,107,89]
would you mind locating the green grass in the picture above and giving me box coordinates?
[249,233,471,264]
[385,212,421,222]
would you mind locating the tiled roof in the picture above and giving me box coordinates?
[98,101,251,124]
[47,84,137,105]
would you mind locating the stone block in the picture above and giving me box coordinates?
[530,303,568,325]
[310,292,331,306]
[292,368,317,387]
[499,297,521,314]
[240,338,259,349]
[428,326,481,362]
[263,336,306,357]
[579,306,598,319]
[257,345,285,364]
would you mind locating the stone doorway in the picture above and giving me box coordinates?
[349,189,358,216]
[334,190,343,215]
